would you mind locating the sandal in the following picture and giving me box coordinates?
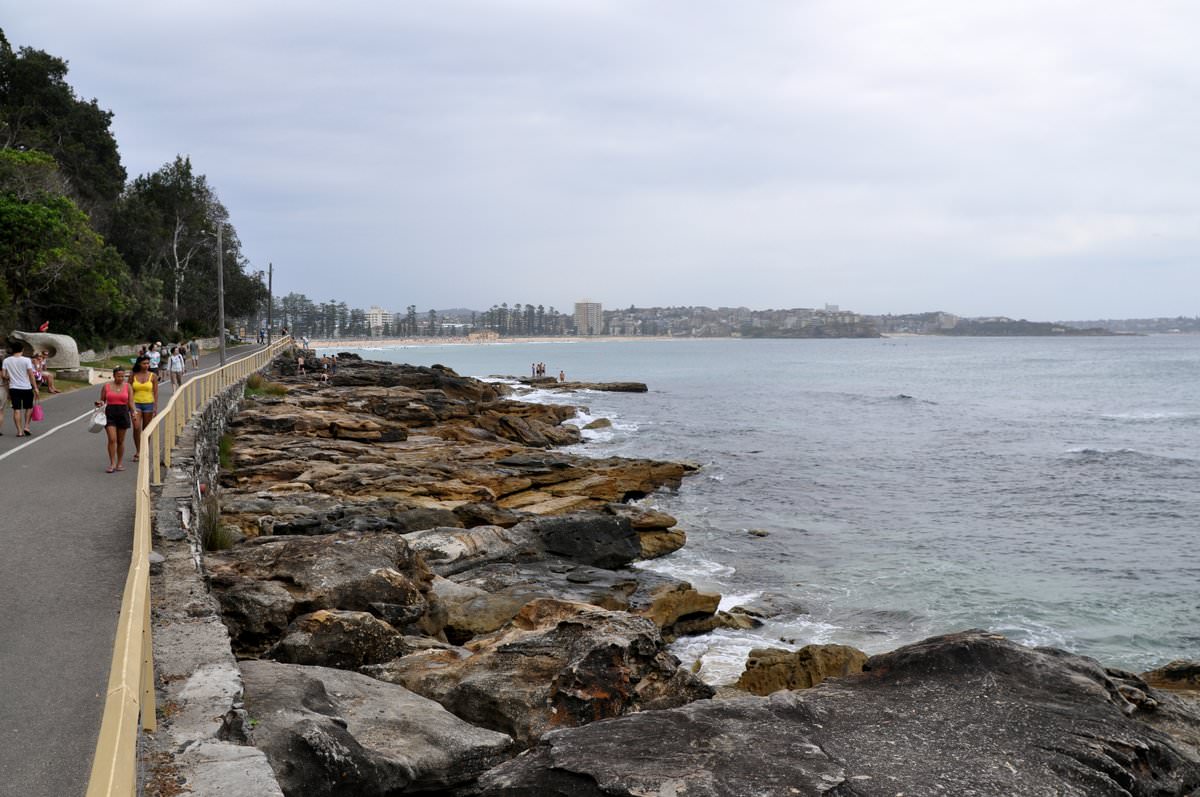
[106,466,115,473]
[116,465,125,471]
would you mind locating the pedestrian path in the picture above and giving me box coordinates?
[0,346,261,797]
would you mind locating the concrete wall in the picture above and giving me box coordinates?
[143,374,283,795]
[80,336,221,362]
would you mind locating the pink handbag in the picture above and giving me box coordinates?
[31,404,44,422]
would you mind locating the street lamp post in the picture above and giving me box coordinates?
[216,224,226,366]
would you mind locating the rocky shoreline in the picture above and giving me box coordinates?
[191,353,1200,796]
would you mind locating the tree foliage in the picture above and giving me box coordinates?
[0,29,126,230]
[0,148,145,345]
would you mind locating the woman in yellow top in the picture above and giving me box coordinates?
[130,355,158,462]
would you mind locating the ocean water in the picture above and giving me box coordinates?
[325,336,1200,683]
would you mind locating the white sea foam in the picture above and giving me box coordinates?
[718,591,763,612]
[634,551,736,582]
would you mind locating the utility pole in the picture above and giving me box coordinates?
[267,261,273,344]
[217,223,226,366]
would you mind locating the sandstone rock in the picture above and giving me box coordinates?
[367,598,714,747]
[1143,660,1200,692]
[583,418,612,429]
[403,525,541,577]
[603,504,678,530]
[240,660,513,796]
[733,644,868,695]
[207,532,439,653]
[266,610,406,669]
[478,630,1200,796]
[636,528,686,558]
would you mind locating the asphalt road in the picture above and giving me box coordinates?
[0,346,259,797]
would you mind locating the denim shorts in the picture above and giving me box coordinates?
[135,402,156,413]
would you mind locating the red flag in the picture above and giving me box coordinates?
[38,321,49,332]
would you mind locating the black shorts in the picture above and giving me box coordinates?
[9,388,34,410]
[105,404,132,429]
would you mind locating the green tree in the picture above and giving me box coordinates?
[0,29,126,230]
[0,148,142,345]
[110,156,264,335]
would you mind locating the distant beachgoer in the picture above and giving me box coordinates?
[168,346,186,388]
[130,356,158,462]
[331,355,338,374]
[531,363,536,378]
[147,345,161,378]
[558,370,565,382]
[98,365,132,472]
[2,343,39,437]
[297,355,306,375]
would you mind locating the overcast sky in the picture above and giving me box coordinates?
[7,1,1199,319]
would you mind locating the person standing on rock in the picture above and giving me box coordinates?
[129,356,158,462]
[97,365,133,472]
[2,343,39,437]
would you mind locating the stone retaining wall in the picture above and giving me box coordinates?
[80,336,221,362]
[143,371,283,795]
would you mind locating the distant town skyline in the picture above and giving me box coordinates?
[10,3,1200,320]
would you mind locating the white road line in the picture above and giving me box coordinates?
[0,408,94,463]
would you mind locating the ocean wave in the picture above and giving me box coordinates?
[1100,411,1200,424]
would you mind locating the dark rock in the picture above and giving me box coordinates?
[240,660,513,796]
[477,630,1200,796]
[453,502,525,528]
[527,513,641,569]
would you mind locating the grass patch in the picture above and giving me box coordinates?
[244,372,288,397]
[198,494,235,551]
[218,433,235,471]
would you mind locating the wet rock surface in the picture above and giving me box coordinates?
[477,630,1200,796]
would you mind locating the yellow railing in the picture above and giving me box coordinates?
[86,337,292,797]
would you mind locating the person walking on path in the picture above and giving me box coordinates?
[188,338,200,369]
[2,344,39,437]
[129,356,158,462]
[97,365,133,472]
[167,346,186,388]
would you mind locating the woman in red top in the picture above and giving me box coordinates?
[98,365,133,473]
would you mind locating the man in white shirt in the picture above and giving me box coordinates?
[2,344,39,437]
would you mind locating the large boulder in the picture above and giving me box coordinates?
[240,660,513,796]
[207,531,440,653]
[733,644,868,695]
[477,630,1200,796]
[364,598,714,747]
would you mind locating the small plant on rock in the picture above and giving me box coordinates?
[199,494,234,551]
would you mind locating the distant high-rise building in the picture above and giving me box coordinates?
[366,305,393,334]
[574,301,603,335]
